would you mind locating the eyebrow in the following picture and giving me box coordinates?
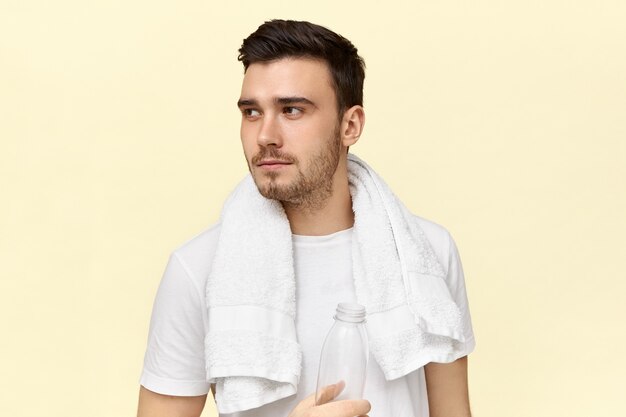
[237,96,316,109]
[276,96,316,107]
[237,98,257,108]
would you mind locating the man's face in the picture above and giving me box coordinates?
[238,58,343,209]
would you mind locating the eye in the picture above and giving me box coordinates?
[242,108,261,119]
[283,106,303,117]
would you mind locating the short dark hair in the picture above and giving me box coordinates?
[238,20,365,116]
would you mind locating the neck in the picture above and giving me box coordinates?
[283,158,354,236]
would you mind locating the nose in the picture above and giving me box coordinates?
[257,115,282,148]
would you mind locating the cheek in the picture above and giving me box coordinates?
[284,119,334,149]
[240,125,256,157]
[282,121,321,147]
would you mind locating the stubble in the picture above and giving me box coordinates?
[250,125,342,212]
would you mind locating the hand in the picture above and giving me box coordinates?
[288,382,371,417]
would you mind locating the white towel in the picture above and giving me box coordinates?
[205,154,466,414]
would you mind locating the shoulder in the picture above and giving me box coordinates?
[412,215,452,249]
[410,214,457,274]
[169,222,222,290]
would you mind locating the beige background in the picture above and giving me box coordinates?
[1,1,625,416]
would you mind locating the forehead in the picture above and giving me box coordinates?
[240,58,335,103]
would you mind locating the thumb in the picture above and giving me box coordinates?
[290,381,345,415]
[315,380,345,406]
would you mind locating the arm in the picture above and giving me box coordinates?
[424,356,471,417]
[138,252,212,416]
[137,386,207,417]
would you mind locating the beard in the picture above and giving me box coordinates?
[249,125,342,211]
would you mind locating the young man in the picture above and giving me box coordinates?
[138,20,475,417]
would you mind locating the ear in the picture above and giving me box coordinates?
[340,105,365,147]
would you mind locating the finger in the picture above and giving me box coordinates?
[314,399,371,417]
[290,391,317,415]
[335,380,346,396]
[291,382,342,414]
[315,381,345,406]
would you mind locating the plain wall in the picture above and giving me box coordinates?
[1,1,625,416]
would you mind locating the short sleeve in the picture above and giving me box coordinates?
[140,252,210,396]
[445,233,476,356]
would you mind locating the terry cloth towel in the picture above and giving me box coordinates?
[205,153,467,414]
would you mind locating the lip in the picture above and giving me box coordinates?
[256,159,293,169]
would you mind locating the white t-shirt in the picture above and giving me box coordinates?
[140,217,475,417]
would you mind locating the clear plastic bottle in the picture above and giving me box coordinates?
[315,303,368,405]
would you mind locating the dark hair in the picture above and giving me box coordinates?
[238,20,365,116]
